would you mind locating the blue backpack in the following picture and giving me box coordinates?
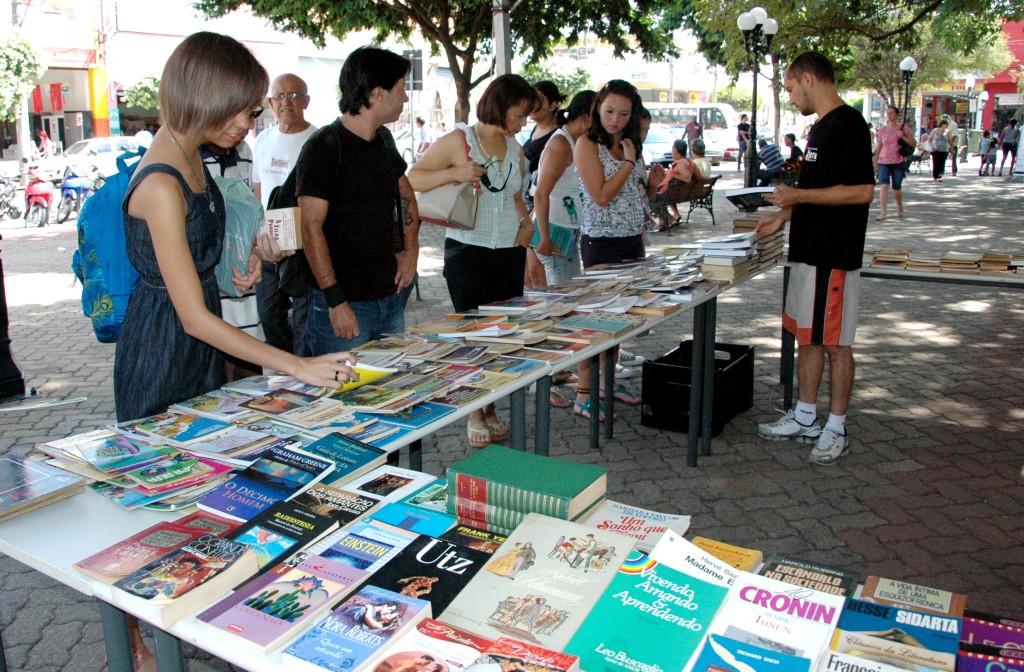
[71,147,145,343]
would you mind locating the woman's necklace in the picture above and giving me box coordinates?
[166,128,215,213]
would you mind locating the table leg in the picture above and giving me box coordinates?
[534,375,552,456]
[687,303,706,467]
[510,387,526,451]
[408,439,422,472]
[589,354,600,450]
[701,297,718,456]
[604,348,616,441]
[153,629,184,672]
[0,628,8,672]
[98,602,134,672]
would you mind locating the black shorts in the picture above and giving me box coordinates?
[1002,142,1018,158]
[579,234,645,269]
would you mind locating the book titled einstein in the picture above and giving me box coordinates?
[282,585,431,672]
[197,445,335,522]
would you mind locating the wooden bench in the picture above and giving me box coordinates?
[658,175,719,227]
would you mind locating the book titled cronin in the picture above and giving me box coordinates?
[197,445,335,522]
[704,571,846,667]
[111,533,258,628]
[282,585,432,672]
[195,553,368,654]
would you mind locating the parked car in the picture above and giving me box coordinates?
[64,136,140,178]
[642,124,678,166]
[391,128,416,164]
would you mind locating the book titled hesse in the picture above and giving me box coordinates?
[446,444,607,521]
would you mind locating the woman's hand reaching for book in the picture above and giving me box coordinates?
[294,352,358,389]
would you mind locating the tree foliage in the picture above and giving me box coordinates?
[124,76,161,110]
[0,34,45,123]
[194,0,683,122]
[519,63,593,100]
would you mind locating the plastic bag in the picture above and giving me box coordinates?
[213,176,263,297]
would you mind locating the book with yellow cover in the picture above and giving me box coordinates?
[690,535,763,571]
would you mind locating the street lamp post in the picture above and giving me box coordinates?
[977,90,990,132]
[899,56,918,136]
[962,75,976,163]
[737,7,778,189]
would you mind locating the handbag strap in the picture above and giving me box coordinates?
[457,128,482,196]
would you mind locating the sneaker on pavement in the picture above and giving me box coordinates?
[614,363,634,380]
[618,350,646,366]
[808,427,851,465]
[756,410,821,443]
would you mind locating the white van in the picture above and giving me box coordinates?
[644,102,742,162]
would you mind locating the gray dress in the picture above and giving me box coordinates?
[114,163,226,422]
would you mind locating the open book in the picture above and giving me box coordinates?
[724,186,775,210]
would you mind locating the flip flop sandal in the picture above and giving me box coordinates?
[550,389,573,408]
[486,418,510,440]
[600,384,642,405]
[467,423,492,448]
[572,399,617,422]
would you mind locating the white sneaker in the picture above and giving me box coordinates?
[618,350,646,366]
[614,364,634,380]
[808,427,851,465]
[756,410,821,443]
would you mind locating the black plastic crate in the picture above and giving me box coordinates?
[640,340,754,436]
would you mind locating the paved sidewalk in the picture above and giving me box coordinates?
[1,158,1022,671]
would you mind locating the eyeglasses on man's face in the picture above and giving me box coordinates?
[249,106,265,120]
[270,92,309,102]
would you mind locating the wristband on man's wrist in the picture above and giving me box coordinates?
[322,284,347,308]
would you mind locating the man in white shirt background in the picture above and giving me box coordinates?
[252,73,318,355]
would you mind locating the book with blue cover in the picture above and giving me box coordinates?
[362,402,456,429]
[306,520,419,572]
[196,445,335,522]
[281,585,431,672]
[691,634,812,672]
[367,502,456,537]
[299,433,387,487]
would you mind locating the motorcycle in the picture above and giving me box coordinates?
[0,175,21,222]
[24,168,57,227]
[55,165,104,224]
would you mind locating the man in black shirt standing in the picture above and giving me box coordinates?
[736,114,750,171]
[296,47,420,353]
[754,52,875,465]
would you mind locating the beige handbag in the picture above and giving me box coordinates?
[417,129,480,230]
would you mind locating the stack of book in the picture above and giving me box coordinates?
[0,453,85,523]
[979,252,1013,275]
[871,248,910,269]
[731,213,764,232]
[941,251,983,274]
[698,232,757,283]
[751,229,784,272]
[907,250,942,272]
[445,444,608,536]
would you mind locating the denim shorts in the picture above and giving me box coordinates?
[878,162,906,190]
[305,286,406,354]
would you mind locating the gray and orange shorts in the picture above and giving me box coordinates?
[783,262,861,346]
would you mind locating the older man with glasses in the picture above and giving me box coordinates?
[252,73,317,356]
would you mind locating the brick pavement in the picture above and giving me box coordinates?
[1,158,1022,671]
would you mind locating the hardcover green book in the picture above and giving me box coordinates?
[564,548,729,672]
[555,314,635,339]
[446,444,607,521]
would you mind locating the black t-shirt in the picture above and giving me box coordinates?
[789,145,804,161]
[737,122,750,143]
[295,120,406,301]
[523,127,555,173]
[788,105,874,271]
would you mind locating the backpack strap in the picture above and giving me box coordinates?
[122,163,197,213]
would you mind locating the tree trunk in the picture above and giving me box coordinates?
[454,75,472,123]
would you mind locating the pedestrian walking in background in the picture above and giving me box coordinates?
[929,119,950,181]
[875,105,915,220]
